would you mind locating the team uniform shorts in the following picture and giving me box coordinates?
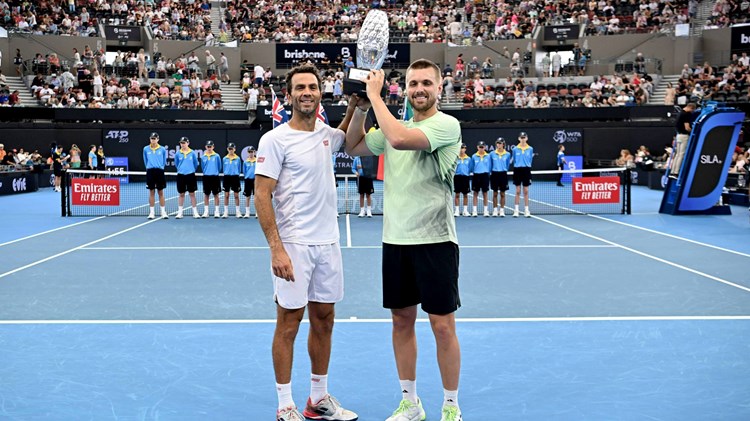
[273,242,344,309]
[382,242,461,315]
[203,175,221,195]
[513,167,532,186]
[471,172,490,192]
[176,173,198,193]
[490,171,509,192]
[453,175,470,194]
[243,178,255,197]
[357,176,374,195]
[223,175,241,193]
[146,168,166,190]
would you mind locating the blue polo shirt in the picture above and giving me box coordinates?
[143,145,167,170]
[471,151,491,174]
[201,152,222,175]
[88,151,98,168]
[222,154,241,176]
[455,155,471,176]
[490,150,511,172]
[512,144,534,168]
[243,158,256,179]
[557,150,566,166]
[175,148,199,174]
[352,156,363,176]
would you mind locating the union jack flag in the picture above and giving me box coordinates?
[271,89,289,128]
[316,103,329,125]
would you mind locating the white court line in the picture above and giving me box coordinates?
[533,215,750,294]
[0,216,106,248]
[0,315,749,325]
[587,214,750,258]
[79,245,617,251]
[0,217,167,280]
[345,213,352,248]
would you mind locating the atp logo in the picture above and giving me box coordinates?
[105,130,129,143]
[12,177,27,192]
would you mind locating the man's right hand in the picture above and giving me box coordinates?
[271,246,295,282]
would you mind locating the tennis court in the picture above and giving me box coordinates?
[1,185,749,420]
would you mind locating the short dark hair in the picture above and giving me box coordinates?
[406,59,442,82]
[285,64,322,91]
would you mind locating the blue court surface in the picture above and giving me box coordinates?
[1,186,749,420]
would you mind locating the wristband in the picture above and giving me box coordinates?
[355,107,369,115]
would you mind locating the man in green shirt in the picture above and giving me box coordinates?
[345,59,463,421]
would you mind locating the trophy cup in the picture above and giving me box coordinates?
[343,9,389,99]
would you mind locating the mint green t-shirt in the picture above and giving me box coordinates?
[365,111,461,245]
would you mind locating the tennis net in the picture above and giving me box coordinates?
[61,167,630,217]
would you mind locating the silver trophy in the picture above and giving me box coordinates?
[343,9,389,99]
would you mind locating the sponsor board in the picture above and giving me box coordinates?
[71,178,120,206]
[571,176,620,204]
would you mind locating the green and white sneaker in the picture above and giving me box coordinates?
[385,398,426,421]
[440,404,462,421]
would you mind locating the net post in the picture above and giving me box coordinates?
[624,168,632,215]
[61,169,68,217]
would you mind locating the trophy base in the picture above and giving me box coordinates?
[343,78,387,101]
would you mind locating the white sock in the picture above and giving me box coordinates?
[454,206,459,212]
[444,388,459,407]
[400,379,418,404]
[149,206,154,215]
[310,373,328,403]
[515,205,519,211]
[214,206,220,213]
[236,206,241,214]
[276,382,294,410]
[192,206,198,213]
[178,206,183,213]
[366,205,371,212]
[160,206,166,215]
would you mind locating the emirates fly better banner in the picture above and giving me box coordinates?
[571,176,620,204]
[71,178,120,206]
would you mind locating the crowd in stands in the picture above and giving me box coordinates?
[664,53,750,106]
[220,0,693,45]
[1,0,98,36]
[704,0,750,29]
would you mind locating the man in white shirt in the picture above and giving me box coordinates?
[255,64,359,421]
[254,63,265,86]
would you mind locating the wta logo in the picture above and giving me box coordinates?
[553,130,582,144]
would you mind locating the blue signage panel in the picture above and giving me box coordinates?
[106,156,129,184]
[563,155,582,183]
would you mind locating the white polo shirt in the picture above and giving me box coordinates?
[256,120,344,245]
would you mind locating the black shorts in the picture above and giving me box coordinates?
[471,173,490,192]
[223,175,241,192]
[146,168,166,190]
[357,176,374,195]
[454,175,470,194]
[53,166,63,177]
[513,167,532,186]
[243,178,255,197]
[382,242,460,315]
[176,173,197,193]
[490,171,509,192]
[203,175,221,195]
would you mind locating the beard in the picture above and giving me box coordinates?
[292,96,319,116]
[408,93,436,112]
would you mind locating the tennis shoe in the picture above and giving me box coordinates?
[358,209,365,218]
[222,210,228,218]
[161,213,169,219]
[214,210,221,218]
[483,209,490,217]
[462,209,470,217]
[277,405,305,421]
[175,212,183,219]
[499,208,505,217]
[147,213,155,220]
[201,210,209,218]
[385,398,425,421]
[454,208,459,217]
[302,395,358,420]
[492,208,498,217]
[471,210,477,217]
[513,209,519,218]
[236,212,242,219]
[524,208,531,218]
[243,211,251,218]
[192,210,201,219]
[439,404,462,421]
[366,209,372,218]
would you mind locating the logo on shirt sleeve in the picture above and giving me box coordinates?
[257,156,265,163]
[323,139,329,146]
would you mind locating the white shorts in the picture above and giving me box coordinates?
[273,242,344,309]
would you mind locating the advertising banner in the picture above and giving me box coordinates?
[571,176,620,204]
[275,43,410,67]
[71,178,120,206]
[104,25,141,42]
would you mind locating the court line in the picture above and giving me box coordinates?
[79,245,618,251]
[0,216,106,248]
[587,214,750,258]
[1,315,749,325]
[345,213,352,248]
[0,217,168,280]
[534,215,750,294]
